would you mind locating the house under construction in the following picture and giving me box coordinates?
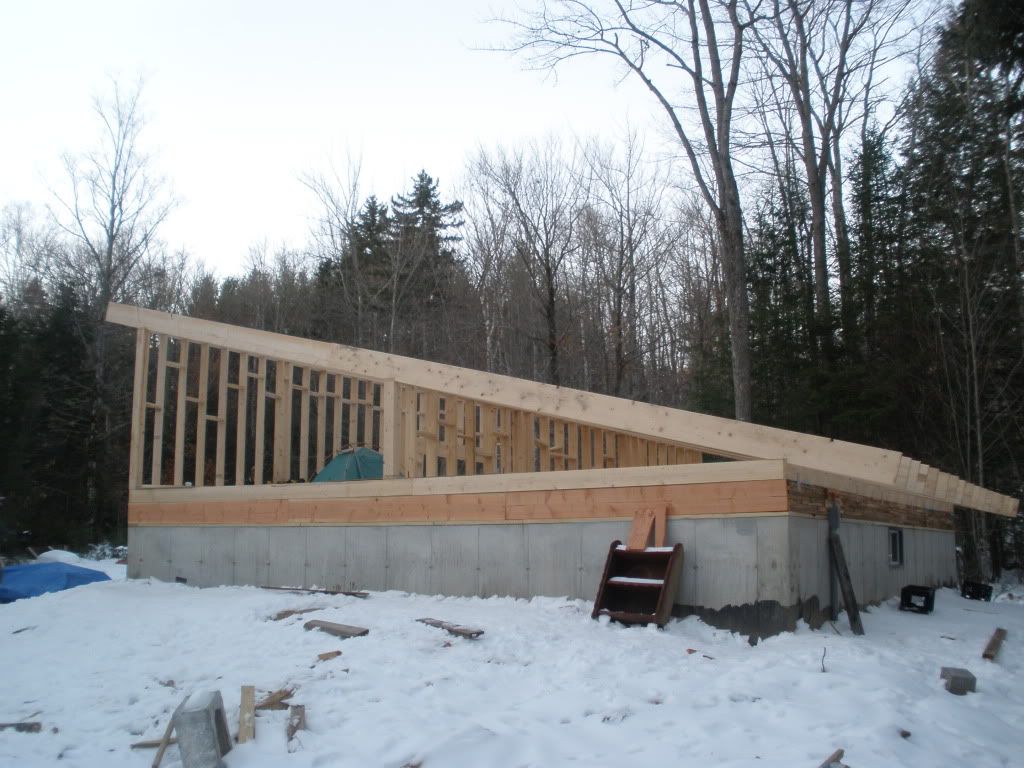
[107,303,1020,636]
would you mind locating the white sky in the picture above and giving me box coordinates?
[0,0,658,276]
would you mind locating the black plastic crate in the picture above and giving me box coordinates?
[899,585,935,613]
[961,581,993,601]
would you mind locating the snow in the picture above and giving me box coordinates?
[606,576,665,585]
[33,549,83,565]
[1,579,1022,768]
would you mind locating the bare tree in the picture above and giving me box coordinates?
[47,78,175,538]
[745,0,912,352]
[508,0,754,419]
[473,139,586,386]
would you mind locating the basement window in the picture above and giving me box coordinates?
[889,527,905,566]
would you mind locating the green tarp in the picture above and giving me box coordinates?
[312,447,384,482]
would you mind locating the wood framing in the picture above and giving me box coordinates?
[106,303,1019,517]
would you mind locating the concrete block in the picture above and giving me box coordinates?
[940,666,976,695]
[172,690,232,768]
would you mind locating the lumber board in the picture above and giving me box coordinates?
[151,706,177,768]
[417,617,484,639]
[238,685,255,744]
[256,687,295,711]
[150,335,168,485]
[983,628,1007,661]
[315,373,327,473]
[194,343,210,486]
[129,328,149,488]
[0,722,41,733]
[286,705,306,741]
[129,478,788,526]
[829,532,865,636]
[215,348,228,485]
[131,737,178,749]
[173,343,188,487]
[303,619,369,638]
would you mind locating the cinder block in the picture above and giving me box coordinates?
[173,690,232,768]
[940,666,977,695]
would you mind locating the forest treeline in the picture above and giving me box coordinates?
[0,1,1021,577]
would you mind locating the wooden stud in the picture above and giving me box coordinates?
[315,372,327,474]
[422,391,439,477]
[331,375,342,457]
[214,348,229,485]
[379,380,399,478]
[129,329,149,489]
[238,685,256,744]
[235,354,249,485]
[254,357,267,485]
[172,342,189,487]
[299,367,310,480]
[192,344,210,486]
[347,379,359,449]
[273,362,292,482]
[150,335,168,486]
[399,385,418,478]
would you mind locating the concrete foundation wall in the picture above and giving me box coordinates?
[789,516,957,614]
[127,514,954,636]
[127,515,795,610]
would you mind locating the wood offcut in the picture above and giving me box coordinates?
[983,628,1007,661]
[0,722,42,733]
[237,685,255,744]
[303,619,369,639]
[256,687,295,711]
[286,705,306,741]
[417,618,485,639]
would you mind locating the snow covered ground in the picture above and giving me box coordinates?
[1,569,1021,768]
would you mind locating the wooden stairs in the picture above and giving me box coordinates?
[591,507,683,627]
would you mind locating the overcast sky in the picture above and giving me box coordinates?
[1,1,658,276]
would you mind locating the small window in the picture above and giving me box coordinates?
[889,527,904,566]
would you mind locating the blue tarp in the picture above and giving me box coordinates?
[0,562,111,604]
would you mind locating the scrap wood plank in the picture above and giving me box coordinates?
[131,737,178,749]
[286,705,306,741]
[271,607,324,621]
[150,705,178,768]
[817,748,846,768]
[983,627,1008,661]
[828,533,865,636]
[260,585,369,598]
[303,619,369,639]
[417,617,484,639]
[256,687,295,711]
[238,685,256,744]
[625,506,667,550]
[0,722,41,733]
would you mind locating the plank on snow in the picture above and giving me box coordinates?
[417,617,485,639]
[303,619,369,639]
